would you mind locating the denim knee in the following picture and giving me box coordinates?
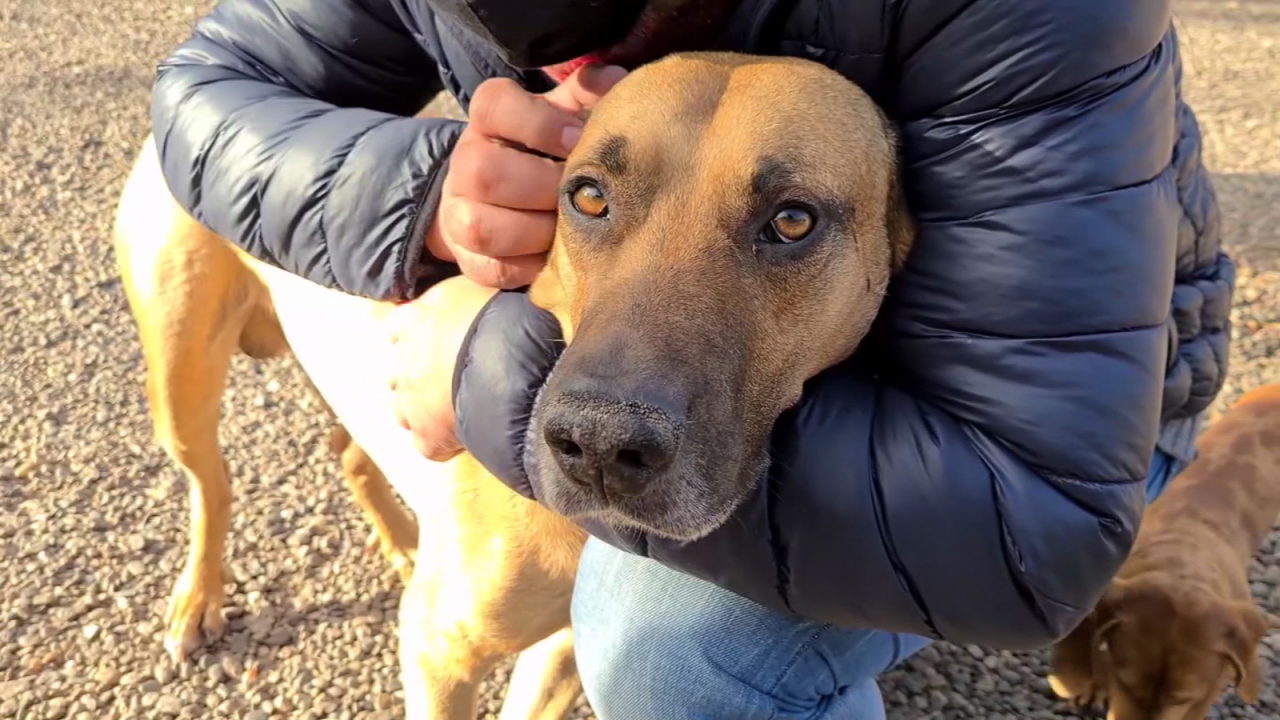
[571,540,789,720]
[571,447,1186,719]
[571,538,929,720]
[1144,448,1189,504]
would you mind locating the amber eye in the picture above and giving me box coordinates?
[570,183,609,218]
[767,206,815,243]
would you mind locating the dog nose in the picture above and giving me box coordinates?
[541,391,683,498]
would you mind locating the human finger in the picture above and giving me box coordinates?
[469,77,584,159]
[438,197,558,259]
[541,63,629,118]
[446,134,564,211]
[451,245,547,290]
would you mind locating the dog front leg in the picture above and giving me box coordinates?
[394,475,580,720]
[397,553,509,720]
[1048,614,1106,708]
[500,627,581,720]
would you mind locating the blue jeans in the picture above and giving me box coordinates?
[570,450,1188,720]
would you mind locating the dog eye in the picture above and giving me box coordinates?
[570,183,609,218]
[765,206,815,244]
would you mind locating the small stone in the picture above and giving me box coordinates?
[93,666,120,688]
[206,664,227,684]
[264,627,293,646]
[246,616,274,638]
[81,624,100,641]
[124,534,147,552]
[220,655,243,678]
[155,695,182,715]
[154,664,176,685]
[244,710,269,720]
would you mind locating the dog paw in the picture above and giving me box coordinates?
[365,529,415,582]
[163,564,227,662]
[1048,672,1082,700]
[1048,674,1106,710]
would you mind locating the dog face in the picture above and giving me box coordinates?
[527,52,913,540]
[1088,577,1270,720]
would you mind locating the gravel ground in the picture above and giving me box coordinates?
[0,1,1276,719]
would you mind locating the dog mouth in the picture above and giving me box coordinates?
[528,444,764,542]
[521,375,762,541]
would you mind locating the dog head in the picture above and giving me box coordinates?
[1088,575,1273,720]
[526,52,913,540]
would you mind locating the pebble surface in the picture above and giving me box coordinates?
[0,0,1276,718]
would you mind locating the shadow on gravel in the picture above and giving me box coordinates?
[1179,0,1280,25]
[1213,172,1280,268]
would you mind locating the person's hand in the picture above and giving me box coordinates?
[386,275,500,461]
[426,64,628,289]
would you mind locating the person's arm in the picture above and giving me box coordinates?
[453,0,1182,649]
[151,0,463,301]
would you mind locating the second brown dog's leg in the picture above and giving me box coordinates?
[329,424,419,581]
[1047,614,1105,709]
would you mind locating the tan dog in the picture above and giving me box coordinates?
[113,52,912,719]
[1048,384,1280,720]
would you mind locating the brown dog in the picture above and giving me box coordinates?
[113,52,912,719]
[1048,384,1280,720]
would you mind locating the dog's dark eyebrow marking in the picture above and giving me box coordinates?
[750,154,856,229]
[591,134,629,176]
[751,156,797,197]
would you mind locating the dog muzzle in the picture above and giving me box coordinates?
[427,0,649,69]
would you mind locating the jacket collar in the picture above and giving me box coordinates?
[714,0,786,53]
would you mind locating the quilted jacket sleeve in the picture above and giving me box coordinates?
[453,0,1181,650]
[151,0,464,301]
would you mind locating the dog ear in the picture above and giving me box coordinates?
[877,113,915,274]
[1216,601,1268,704]
[884,162,914,274]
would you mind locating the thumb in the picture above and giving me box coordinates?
[541,64,629,118]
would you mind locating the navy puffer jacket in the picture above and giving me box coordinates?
[152,0,1233,649]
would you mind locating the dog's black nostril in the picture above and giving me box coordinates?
[540,391,683,499]
[547,435,582,459]
[614,448,647,471]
